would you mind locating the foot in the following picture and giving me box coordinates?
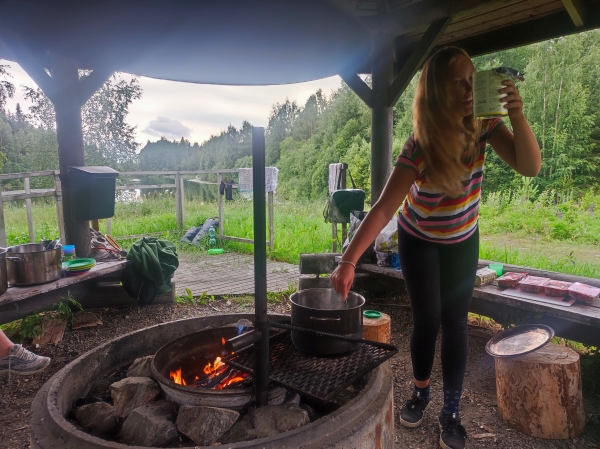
[0,344,51,376]
[399,391,430,427]
[439,411,467,449]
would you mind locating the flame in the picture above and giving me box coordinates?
[169,367,187,386]
[222,337,226,345]
[203,357,225,376]
[214,371,250,390]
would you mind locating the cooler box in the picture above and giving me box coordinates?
[67,166,119,221]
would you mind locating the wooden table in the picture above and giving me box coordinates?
[0,260,171,324]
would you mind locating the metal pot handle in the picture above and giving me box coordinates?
[309,316,341,321]
[6,257,23,262]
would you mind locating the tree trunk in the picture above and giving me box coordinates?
[495,343,585,439]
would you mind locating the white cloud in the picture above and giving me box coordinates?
[1,59,342,145]
[143,116,191,140]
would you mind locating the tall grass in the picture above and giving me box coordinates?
[4,189,600,277]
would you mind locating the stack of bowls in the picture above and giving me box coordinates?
[63,258,96,276]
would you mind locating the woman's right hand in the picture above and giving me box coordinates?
[330,263,356,300]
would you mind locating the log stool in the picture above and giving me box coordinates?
[495,343,585,439]
[363,312,391,344]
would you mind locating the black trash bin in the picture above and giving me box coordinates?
[67,166,119,221]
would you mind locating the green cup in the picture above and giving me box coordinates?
[489,263,504,276]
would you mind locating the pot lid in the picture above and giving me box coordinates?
[485,324,555,358]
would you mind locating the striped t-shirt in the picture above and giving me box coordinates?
[395,118,504,243]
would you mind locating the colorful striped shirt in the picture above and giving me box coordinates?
[395,118,504,243]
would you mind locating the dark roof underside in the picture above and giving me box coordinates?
[1,0,600,85]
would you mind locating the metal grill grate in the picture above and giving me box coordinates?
[224,330,397,402]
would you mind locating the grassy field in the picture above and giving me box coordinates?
[4,189,600,277]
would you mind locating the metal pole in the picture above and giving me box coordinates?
[252,126,269,407]
[0,182,6,247]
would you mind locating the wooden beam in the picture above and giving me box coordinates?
[339,72,373,108]
[388,17,451,106]
[562,0,585,27]
[0,20,55,101]
[78,68,114,106]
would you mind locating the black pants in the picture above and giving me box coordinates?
[398,225,479,391]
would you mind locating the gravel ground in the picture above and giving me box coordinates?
[0,297,598,448]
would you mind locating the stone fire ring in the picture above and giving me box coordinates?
[30,314,394,449]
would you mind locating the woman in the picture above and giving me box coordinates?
[0,329,51,375]
[331,47,540,449]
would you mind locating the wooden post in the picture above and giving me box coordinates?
[0,182,6,247]
[495,343,585,439]
[54,172,66,245]
[370,34,395,204]
[24,177,35,243]
[106,218,112,236]
[179,172,185,228]
[268,190,274,251]
[217,172,224,239]
[51,53,90,257]
[175,171,183,230]
[340,164,348,244]
[331,223,337,252]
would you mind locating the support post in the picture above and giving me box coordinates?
[51,53,90,257]
[332,223,337,252]
[252,127,269,408]
[54,172,66,245]
[340,165,347,244]
[106,218,112,236]
[268,190,274,251]
[179,172,185,228]
[175,172,183,230]
[370,34,395,203]
[0,182,6,247]
[24,177,35,243]
[217,172,224,239]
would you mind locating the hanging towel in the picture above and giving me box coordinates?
[225,180,234,200]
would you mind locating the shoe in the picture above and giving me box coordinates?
[0,344,51,375]
[399,391,430,427]
[439,411,467,449]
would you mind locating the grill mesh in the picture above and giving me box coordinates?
[224,330,397,402]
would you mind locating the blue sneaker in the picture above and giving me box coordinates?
[0,344,51,375]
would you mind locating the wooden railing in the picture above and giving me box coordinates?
[0,169,275,249]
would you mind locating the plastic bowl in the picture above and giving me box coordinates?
[489,263,504,276]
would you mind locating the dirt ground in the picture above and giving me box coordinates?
[0,298,598,449]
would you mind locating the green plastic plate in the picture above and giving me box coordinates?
[364,310,382,319]
[63,258,96,269]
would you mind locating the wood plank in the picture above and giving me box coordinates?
[116,184,176,190]
[0,170,56,180]
[0,260,127,306]
[339,73,373,108]
[2,189,56,201]
[562,0,586,26]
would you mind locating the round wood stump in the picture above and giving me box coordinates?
[495,343,585,439]
[363,312,391,344]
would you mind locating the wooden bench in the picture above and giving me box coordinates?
[299,254,600,347]
[0,259,174,325]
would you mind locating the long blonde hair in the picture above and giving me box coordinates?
[413,47,481,197]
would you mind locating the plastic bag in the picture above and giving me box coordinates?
[374,218,398,253]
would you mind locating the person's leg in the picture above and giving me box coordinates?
[0,329,51,375]
[0,329,14,358]
[398,226,443,426]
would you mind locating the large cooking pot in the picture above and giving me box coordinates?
[6,244,63,286]
[0,248,7,295]
[290,288,364,355]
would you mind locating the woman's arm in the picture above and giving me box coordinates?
[330,165,417,298]
[487,80,541,177]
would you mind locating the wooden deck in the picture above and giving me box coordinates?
[173,252,299,297]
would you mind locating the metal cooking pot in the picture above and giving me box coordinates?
[6,243,63,286]
[290,288,364,355]
[0,248,7,295]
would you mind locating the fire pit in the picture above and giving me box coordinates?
[30,314,394,448]
[151,326,287,409]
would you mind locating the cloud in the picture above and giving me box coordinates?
[143,116,191,140]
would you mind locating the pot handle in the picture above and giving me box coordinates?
[6,257,23,262]
[309,316,341,321]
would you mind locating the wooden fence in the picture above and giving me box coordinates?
[0,169,275,249]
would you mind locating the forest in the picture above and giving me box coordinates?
[1,31,600,204]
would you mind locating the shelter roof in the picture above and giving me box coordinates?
[1,0,599,85]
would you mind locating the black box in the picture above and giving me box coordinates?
[67,166,119,221]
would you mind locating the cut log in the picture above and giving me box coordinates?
[494,343,585,439]
[363,312,391,344]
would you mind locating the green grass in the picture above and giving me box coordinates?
[5,190,600,277]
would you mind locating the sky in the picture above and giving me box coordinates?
[0,59,342,147]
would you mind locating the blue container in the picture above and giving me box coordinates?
[390,253,401,270]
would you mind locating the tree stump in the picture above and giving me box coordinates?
[362,312,391,343]
[495,343,585,439]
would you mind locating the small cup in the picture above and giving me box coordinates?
[489,263,504,276]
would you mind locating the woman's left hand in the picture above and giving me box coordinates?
[500,80,524,119]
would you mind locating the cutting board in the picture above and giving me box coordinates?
[501,288,576,307]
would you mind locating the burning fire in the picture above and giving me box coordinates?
[169,367,187,386]
[203,357,225,375]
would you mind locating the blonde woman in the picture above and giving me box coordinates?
[331,47,540,449]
